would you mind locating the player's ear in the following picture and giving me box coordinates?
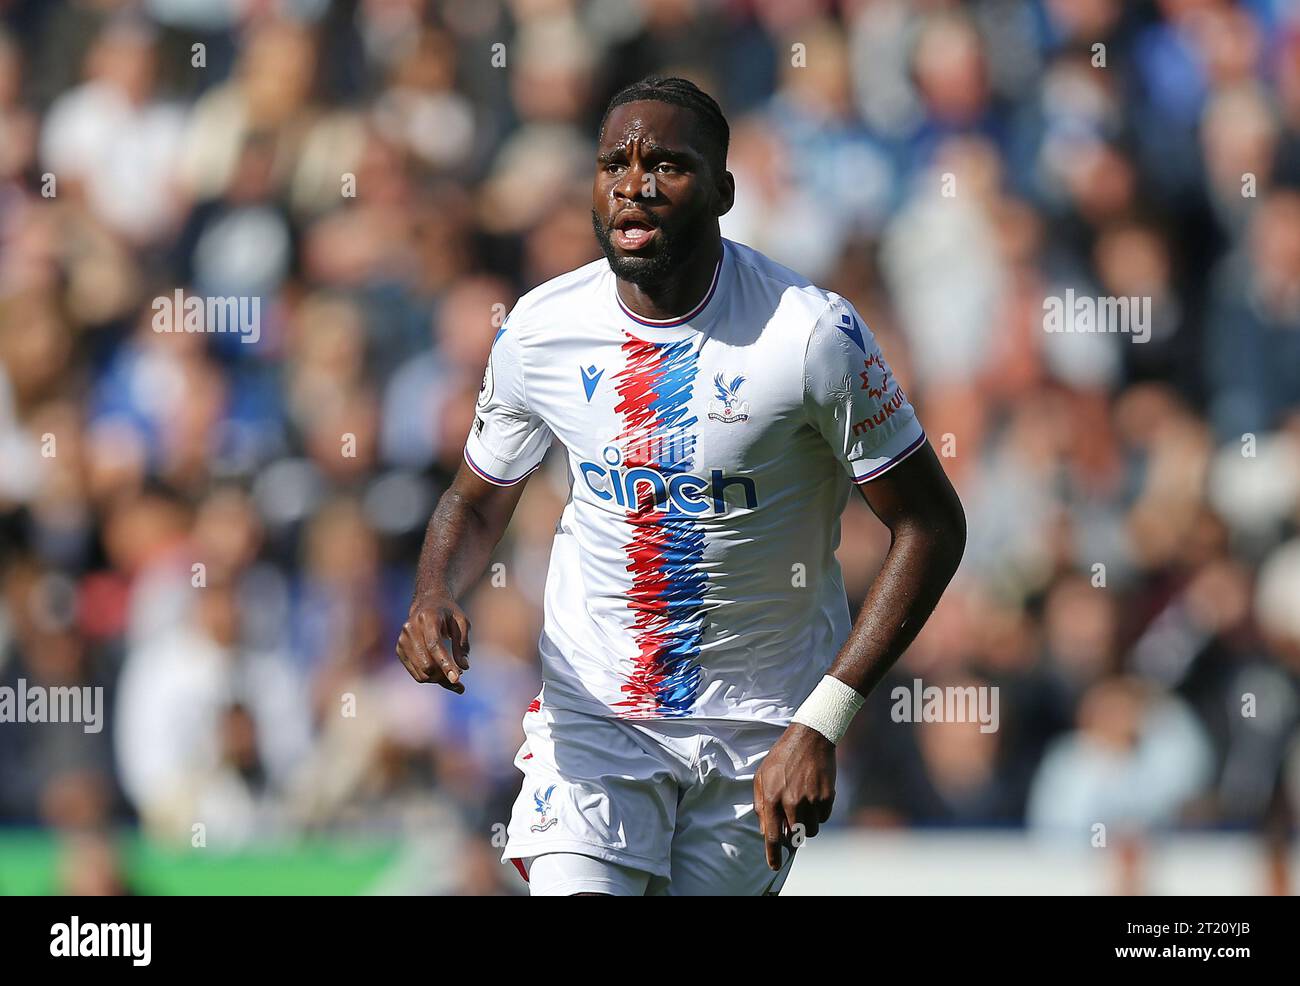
[714,169,735,217]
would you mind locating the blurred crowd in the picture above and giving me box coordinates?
[1,0,1299,895]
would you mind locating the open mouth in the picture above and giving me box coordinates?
[611,214,660,251]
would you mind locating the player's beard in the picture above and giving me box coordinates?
[592,208,680,288]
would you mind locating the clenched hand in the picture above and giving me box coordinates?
[396,596,471,693]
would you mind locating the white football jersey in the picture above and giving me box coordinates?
[464,239,926,723]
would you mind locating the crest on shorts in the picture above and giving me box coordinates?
[707,372,750,424]
[530,783,558,833]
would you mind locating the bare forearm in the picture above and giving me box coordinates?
[758,507,964,869]
[828,519,965,698]
[412,488,504,605]
[399,470,525,690]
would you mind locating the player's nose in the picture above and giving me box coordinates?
[613,163,646,201]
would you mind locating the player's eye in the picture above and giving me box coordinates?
[655,163,680,174]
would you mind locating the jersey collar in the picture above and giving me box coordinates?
[613,242,727,341]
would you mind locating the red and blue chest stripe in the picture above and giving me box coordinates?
[610,334,708,718]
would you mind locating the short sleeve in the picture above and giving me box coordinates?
[463,321,553,485]
[804,298,926,483]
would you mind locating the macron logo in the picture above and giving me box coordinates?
[50,916,151,966]
[837,313,867,353]
[580,364,604,401]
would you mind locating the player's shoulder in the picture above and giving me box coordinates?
[726,243,877,388]
[725,239,841,333]
[500,257,609,344]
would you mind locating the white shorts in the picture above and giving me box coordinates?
[502,701,796,896]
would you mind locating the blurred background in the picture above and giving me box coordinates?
[1,0,1299,896]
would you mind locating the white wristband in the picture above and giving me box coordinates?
[791,675,865,745]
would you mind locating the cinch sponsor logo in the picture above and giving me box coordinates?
[579,445,757,515]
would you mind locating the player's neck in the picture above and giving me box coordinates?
[616,237,723,323]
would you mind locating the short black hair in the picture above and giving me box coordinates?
[600,76,730,173]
